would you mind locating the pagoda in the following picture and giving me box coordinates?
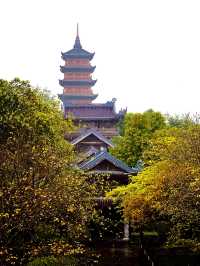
[58,25,126,139]
[59,25,97,106]
[58,26,138,240]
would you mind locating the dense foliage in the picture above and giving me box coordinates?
[110,109,166,166]
[108,121,200,250]
[0,79,97,265]
[1,77,199,263]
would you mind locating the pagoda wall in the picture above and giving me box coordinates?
[73,120,119,139]
[65,59,90,66]
[77,120,118,129]
[64,73,91,80]
[64,87,94,95]
[64,99,92,105]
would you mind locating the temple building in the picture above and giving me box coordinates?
[58,26,137,178]
[58,26,137,177]
[58,26,138,240]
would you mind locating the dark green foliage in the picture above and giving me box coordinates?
[89,204,124,241]
[166,113,199,128]
[27,256,58,266]
[110,109,166,166]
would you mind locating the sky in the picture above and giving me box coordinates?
[0,0,200,114]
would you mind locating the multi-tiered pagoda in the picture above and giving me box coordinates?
[59,25,97,106]
[58,26,138,180]
[58,26,138,240]
[58,26,126,139]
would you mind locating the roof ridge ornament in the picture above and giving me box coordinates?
[74,23,82,49]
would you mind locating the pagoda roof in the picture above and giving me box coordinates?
[59,79,97,87]
[79,150,137,174]
[71,128,114,147]
[64,101,116,108]
[64,102,119,121]
[62,26,95,60]
[60,66,96,73]
[84,146,99,157]
[76,146,99,165]
[61,49,94,60]
[58,94,98,101]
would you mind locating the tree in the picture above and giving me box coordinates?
[166,113,200,128]
[110,109,166,166]
[0,79,97,265]
[109,124,200,250]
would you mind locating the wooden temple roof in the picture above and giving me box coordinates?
[71,128,114,147]
[79,150,138,174]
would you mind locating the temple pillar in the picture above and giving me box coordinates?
[123,223,129,240]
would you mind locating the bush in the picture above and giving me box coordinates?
[27,256,58,266]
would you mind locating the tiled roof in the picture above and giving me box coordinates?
[79,150,138,174]
[71,128,114,147]
[65,105,118,120]
[61,49,94,60]
[59,79,97,87]
[58,94,98,101]
[60,66,96,73]
[84,146,99,157]
[61,33,95,60]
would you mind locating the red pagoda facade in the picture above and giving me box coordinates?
[58,26,126,139]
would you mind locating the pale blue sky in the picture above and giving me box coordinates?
[0,0,200,114]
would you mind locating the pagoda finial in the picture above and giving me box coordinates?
[74,23,82,49]
[77,23,79,37]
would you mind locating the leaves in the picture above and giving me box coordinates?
[110,110,166,166]
[110,122,200,249]
[0,79,98,265]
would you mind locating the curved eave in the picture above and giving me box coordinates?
[61,51,95,60]
[59,79,97,87]
[58,94,98,100]
[60,66,96,73]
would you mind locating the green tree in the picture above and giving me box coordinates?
[0,79,97,265]
[166,113,199,128]
[109,124,200,250]
[110,109,166,166]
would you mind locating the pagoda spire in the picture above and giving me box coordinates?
[77,23,79,37]
[74,23,82,49]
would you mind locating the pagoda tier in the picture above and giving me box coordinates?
[64,100,126,139]
[64,101,126,121]
[59,26,97,105]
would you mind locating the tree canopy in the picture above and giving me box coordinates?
[0,79,98,265]
[108,123,200,250]
[110,109,166,166]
